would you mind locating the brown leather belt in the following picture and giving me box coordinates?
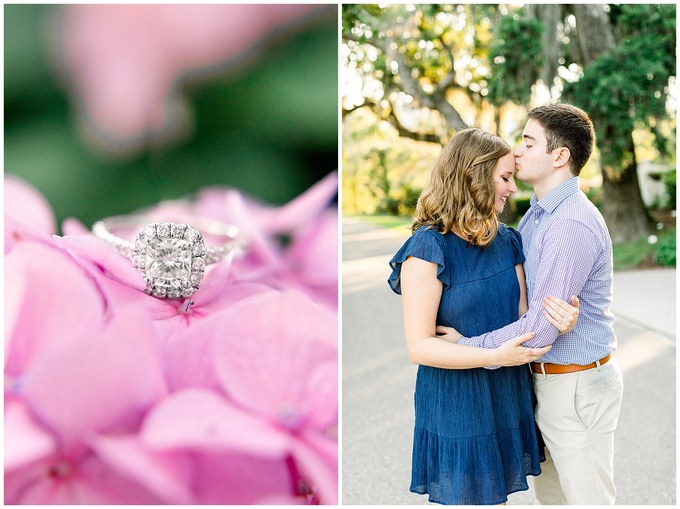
[531,354,612,375]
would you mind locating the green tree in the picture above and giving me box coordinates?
[343,4,504,141]
[561,4,676,242]
[343,4,676,242]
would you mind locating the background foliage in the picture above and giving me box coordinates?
[562,4,676,169]
[342,3,676,246]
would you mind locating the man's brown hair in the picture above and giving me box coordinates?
[528,104,595,176]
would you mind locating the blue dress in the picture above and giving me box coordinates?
[388,224,544,505]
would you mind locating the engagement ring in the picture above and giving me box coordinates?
[93,215,246,299]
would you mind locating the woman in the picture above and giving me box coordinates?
[388,128,578,505]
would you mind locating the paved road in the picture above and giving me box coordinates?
[342,217,676,505]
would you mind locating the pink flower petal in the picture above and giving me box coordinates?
[4,401,57,472]
[140,388,289,458]
[206,188,283,270]
[291,430,339,505]
[286,208,338,288]
[23,307,166,449]
[4,215,57,254]
[264,171,338,234]
[5,453,165,504]
[4,260,26,367]
[188,251,236,304]
[5,242,106,376]
[54,234,147,291]
[300,358,339,428]
[65,453,166,504]
[279,207,339,309]
[61,217,90,236]
[191,451,292,505]
[4,175,55,237]
[255,493,308,505]
[160,315,223,392]
[87,434,195,504]
[4,456,54,504]
[212,290,338,430]
[160,284,271,389]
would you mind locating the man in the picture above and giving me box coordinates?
[449,104,624,504]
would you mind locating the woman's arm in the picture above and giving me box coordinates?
[437,295,581,343]
[401,256,549,369]
[516,263,529,317]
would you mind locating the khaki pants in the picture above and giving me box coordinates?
[532,357,624,505]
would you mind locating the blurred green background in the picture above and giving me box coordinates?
[5,4,338,229]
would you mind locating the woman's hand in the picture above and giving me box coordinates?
[435,325,463,344]
[543,295,580,335]
[493,333,551,366]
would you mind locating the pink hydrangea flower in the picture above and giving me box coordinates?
[211,289,338,503]
[4,172,338,504]
[5,306,168,504]
[5,242,107,377]
[85,290,339,504]
[57,4,332,152]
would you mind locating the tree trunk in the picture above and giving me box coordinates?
[526,4,563,87]
[569,5,615,64]
[569,4,650,242]
[598,126,651,243]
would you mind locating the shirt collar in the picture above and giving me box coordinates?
[530,177,580,214]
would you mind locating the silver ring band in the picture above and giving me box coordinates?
[92,215,246,299]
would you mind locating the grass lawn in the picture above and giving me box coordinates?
[612,226,676,271]
[347,214,676,271]
[348,214,413,231]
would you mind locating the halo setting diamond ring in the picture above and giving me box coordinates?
[132,222,206,298]
[93,216,246,299]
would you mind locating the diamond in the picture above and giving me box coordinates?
[145,238,192,280]
[171,223,187,238]
[140,224,156,238]
[192,243,206,257]
[134,222,206,299]
[185,227,201,243]
[192,257,206,271]
[132,254,146,269]
[157,223,171,237]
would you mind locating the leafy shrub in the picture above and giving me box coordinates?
[661,168,676,209]
[654,233,676,266]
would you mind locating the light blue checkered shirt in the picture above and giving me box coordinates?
[458,177,617,365]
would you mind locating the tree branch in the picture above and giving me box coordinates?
[342,99,442,144]
[343,8,469,135]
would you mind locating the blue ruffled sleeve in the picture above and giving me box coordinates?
[505,225,525,265]
[388,227,447,295]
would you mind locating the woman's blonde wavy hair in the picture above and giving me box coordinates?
[412,128,511,247]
